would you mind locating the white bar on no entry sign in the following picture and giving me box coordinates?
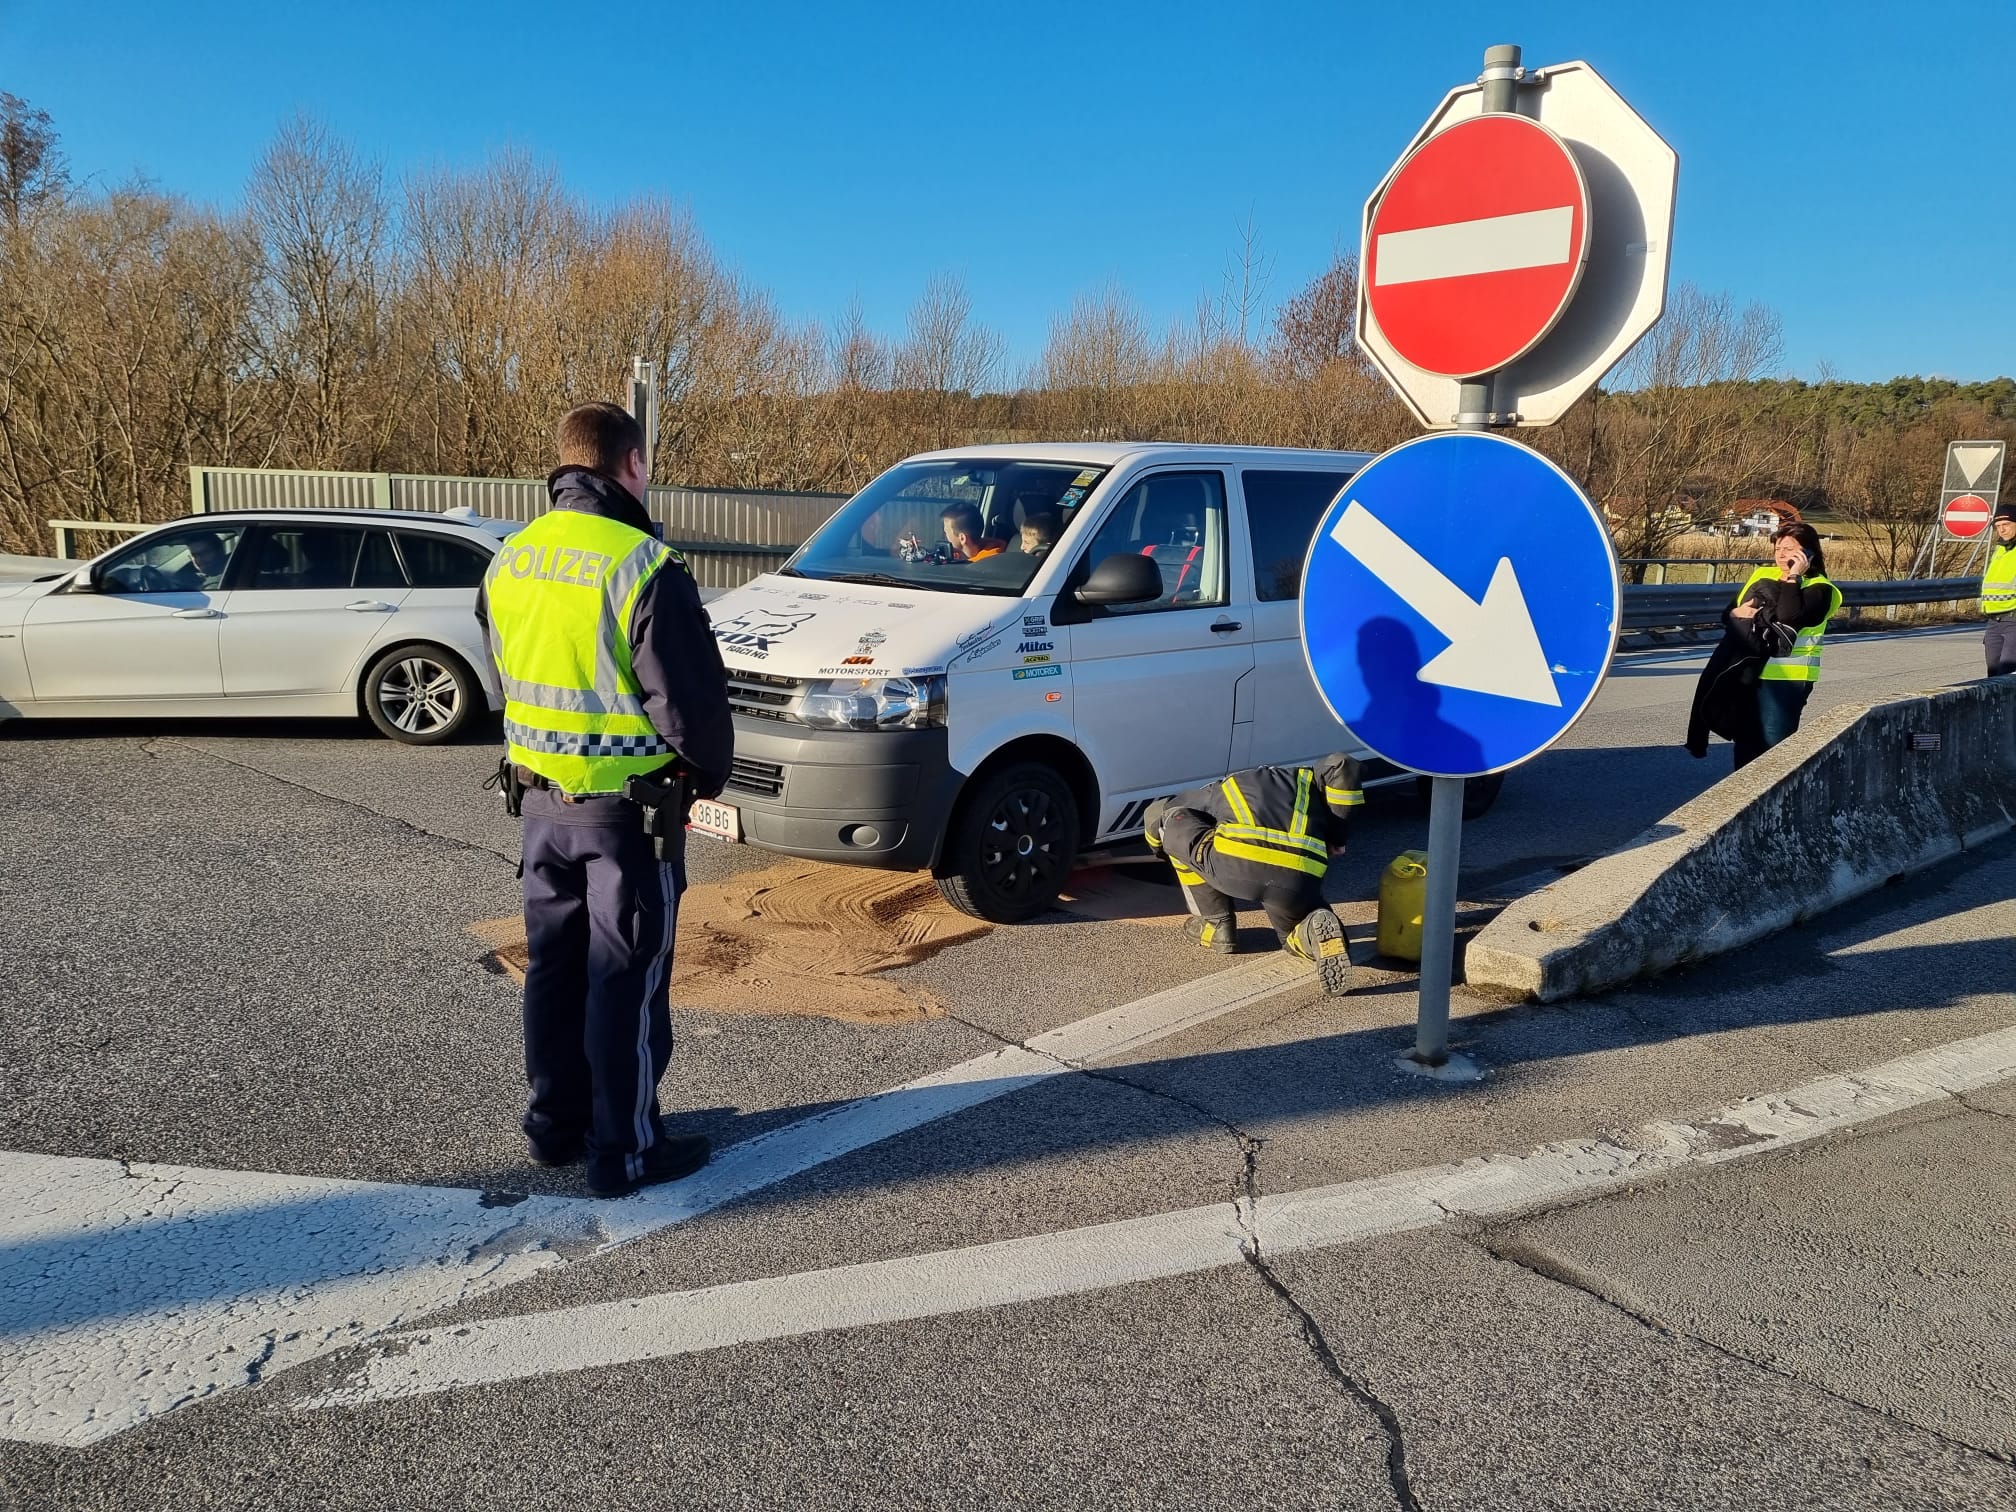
[1375,205,1575,287]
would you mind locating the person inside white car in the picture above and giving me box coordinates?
[165,532,232,592]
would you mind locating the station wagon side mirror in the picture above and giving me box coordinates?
[1074,551,1163,607]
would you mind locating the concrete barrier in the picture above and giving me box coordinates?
[1466,677,2016,1003]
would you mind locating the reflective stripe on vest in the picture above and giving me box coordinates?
[1214,770,1329,876]
[1983,544,2016,616]
[1738,566,1842,684]
[485,511,676,793]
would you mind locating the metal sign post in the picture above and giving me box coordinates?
[1419,44,1523,1070]
[628,356,658,483]
[1330,42,1672,1072]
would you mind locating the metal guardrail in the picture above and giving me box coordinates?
[1621,577,1979,636]
[48,519,153,558]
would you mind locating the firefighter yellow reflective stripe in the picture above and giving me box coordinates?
[1983,547,2016,615]
[1216,822,1327,857]
[1287,768,1313,839]
[1170,860,1205,885]
[1211,835,1327,877]
[1199,921,1218,947]
[1324,785,1365,807]
[1738,567,1841,684]
[1221,776,1257,827]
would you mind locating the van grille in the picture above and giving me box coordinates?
[727,757,785,799]
[727,669,803,722]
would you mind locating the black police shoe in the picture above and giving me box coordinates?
[526,1137,584,1169]
[586,1133,713,1198]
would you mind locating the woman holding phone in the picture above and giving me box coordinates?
[1687,522,1843,768]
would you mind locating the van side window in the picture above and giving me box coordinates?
[1072,471,1229,615]
[1242,470,1352,603]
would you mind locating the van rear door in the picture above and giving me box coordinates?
[1238,466,1359,766]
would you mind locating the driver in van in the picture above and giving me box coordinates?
[940,502,1006,563]
[1143,753,1363,996]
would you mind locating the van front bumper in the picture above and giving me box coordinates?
[715,721,959,870]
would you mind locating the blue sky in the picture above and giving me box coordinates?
[5,0,2009,384]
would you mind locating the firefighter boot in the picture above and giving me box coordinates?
[1182,914,1238,954]
[1287,908,1354,995]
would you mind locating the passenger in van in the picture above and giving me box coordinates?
[1143,754,1362,996]
[940,502,1006,563]
[1019,511,1059,558]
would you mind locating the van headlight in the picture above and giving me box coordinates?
[797,674,947,731]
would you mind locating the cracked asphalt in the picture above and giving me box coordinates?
[5,626,2016,1510]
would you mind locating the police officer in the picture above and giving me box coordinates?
[1982,505,2016,676]
[1143,754,1362,996]
[476,402,733,1198]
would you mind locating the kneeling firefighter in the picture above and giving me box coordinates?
[1144,754,1362,995]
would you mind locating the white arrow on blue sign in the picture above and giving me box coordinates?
[1299,431,1619,778]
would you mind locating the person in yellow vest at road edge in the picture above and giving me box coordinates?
[1982,506,2016,677]
[475,402,734,1199]
[1143,754,1363,996]
[1730,522,1843,761]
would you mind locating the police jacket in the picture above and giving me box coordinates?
[1168,759,1362,881]
[476,467,734,798]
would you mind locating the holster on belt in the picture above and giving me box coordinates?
[623,768,689,861]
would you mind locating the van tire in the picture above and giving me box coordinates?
[1414,771,1505,820]
[934,763,1080,923]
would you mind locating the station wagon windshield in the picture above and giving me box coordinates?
[783,460,1108,597]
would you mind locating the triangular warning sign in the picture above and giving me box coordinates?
[1950,442,2003,488]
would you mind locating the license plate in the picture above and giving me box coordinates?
[687,798,740,843]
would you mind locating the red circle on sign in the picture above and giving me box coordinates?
[1365,114,1591,379]
[1945,494,1992,538]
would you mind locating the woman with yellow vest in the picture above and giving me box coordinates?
[1982,506,2016,676]
[1731,522,1842,765]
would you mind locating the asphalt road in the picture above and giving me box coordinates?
[3,624,2012,1511]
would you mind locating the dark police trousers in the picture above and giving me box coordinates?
[1149,801,1322,944]
[518,787,684,1189]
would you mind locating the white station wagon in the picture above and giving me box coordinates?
[0,509,507,744]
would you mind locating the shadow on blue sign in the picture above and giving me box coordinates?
[1352,617,1486,775]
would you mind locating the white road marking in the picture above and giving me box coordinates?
[1374,205,1575,287]
[0,955,1311,1447]
[300,1022,2016,1409]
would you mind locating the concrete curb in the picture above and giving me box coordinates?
[1465,677,2016,1003]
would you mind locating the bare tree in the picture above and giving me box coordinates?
[1599,284,1789,569]
[0,93,67,232]
[893,274,1002,450]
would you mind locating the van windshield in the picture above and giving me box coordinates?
[783,459,1108,597]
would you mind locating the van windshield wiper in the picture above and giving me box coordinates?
[826,572,914,589]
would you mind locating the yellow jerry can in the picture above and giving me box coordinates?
[1377,851,1429,962]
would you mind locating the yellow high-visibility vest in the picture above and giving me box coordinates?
[1212,768,1329,877]
[1737,567,1843,684]
[1982,543,2016,616]
[484,509,680,794]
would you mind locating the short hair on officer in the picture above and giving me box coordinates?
[557,401,646,477]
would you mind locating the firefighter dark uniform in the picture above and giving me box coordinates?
[476,466,733,1198]
[1144,754,1362,995]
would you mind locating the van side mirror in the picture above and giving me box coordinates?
[1074,552,1163,607]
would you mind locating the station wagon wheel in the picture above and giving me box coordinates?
[935,762,1080,923]
[362,644,479,746]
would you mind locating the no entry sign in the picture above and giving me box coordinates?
[1364,113,1591,379]
[1944,494,1993,538]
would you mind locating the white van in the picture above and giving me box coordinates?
[693,443,1502,921]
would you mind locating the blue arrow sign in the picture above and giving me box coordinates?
[1299,431,1619,777]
